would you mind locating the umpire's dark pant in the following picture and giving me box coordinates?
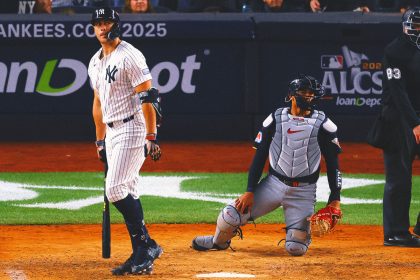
[383,129,418,238]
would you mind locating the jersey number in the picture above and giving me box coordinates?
[386,68,401,80]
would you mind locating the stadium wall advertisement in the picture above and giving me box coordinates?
[0,13,401,141]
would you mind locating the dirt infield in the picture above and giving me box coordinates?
[1,224,419,280]
[0,142,419,279]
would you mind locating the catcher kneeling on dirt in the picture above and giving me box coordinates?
[192,75,343,256]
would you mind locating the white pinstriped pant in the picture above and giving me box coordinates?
[105,113,146,203]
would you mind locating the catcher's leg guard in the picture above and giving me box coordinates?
[213,205,247,248]
[285,228,311,256]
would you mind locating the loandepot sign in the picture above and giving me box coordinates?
[0,54,202,96]
[0,59,87,97]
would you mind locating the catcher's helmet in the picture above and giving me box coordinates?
[91,7,121,40]
[287,75,325,110]
[402,7,420,49]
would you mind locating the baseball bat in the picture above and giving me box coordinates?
[102,161,111,258]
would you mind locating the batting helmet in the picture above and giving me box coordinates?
[287,75,325,110]
[402,7,420,49]
[91,7,121,41]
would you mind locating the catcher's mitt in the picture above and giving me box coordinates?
[308,205,342,237]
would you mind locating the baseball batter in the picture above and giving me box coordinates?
[192,75,342,256]
[89,7,162,275]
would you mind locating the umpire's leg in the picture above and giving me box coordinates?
[383,135,414,238]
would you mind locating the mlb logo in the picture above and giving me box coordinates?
[321,55,344,69]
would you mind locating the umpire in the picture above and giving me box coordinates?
[375,7,420,247]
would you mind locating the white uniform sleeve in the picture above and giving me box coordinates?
[125,48,153,88]
[88,56,98,92]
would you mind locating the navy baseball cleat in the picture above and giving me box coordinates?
[192,236,230,251]
[111,254,133,276]
[131,240,163,274]
[111,254,153,275]
[414,212,420,236]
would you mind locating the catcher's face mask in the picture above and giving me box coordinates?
[294,90,315,111]
[286,75,324,111]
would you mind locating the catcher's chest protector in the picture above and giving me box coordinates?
[269,108,325,178]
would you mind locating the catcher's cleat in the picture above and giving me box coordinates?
[191,236,230,251]
[131,240,163,274]
[111,254,133,276]
[414,212,420,236]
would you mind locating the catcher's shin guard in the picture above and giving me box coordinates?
[213,205,246,247]
[285,228,311,256]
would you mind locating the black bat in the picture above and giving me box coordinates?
[102,160,111,258]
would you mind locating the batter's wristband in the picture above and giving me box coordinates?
[146,133,156,141]
[95,139,105,147]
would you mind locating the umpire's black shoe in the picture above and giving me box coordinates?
[414,212,420,236]
[384,233,420,247]
[131,240,163,274]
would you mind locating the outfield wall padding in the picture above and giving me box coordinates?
[0,13,400,141]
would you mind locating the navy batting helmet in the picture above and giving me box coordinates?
[402,7,420,49]
[91,7,121,40]
[287,75,325,110]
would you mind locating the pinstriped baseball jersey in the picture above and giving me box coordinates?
[269,108,325,178]
[88,40,152,123]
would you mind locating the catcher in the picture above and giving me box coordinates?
[192,75,342,256]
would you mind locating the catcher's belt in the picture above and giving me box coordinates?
[270,171,317,187]
[280,179,311,187]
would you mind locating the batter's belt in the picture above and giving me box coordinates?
[107,115,135,128]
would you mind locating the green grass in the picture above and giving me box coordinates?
[0,172,418,226]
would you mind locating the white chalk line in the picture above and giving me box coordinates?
[0,175,392,210]
[5,269,27,280]
[196,272,255,278]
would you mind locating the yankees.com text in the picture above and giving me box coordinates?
[0,22,168,39]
